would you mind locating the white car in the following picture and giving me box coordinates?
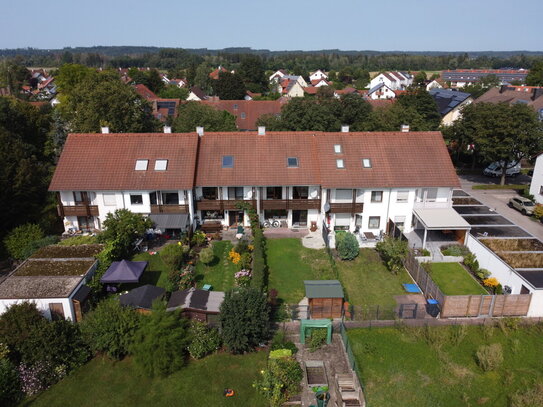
[508,197,535,215]
[483,161,520,177]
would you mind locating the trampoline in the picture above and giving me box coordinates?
[402,283,421,293]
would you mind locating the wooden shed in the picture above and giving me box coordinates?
[304,280,344,319]
[166,288,224,325]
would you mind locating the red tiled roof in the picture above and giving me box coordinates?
[134,84,158,100]
[209,67,228,80]
[200,100,284,130]
[366,99,395,108]
[49,133,199,191]
[304,86,318,95]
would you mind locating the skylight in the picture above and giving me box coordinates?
[334,144,342,154]
[287,157,299,167]
[336,159,345,169]
[362,158,372,168]
[222,155,234,168]
[155,159,168,171]
[135,159,148,171]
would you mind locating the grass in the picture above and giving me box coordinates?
[131,252,170,289]
[194,240,237,291]
[472,184,526,190]
[429,262,487,295]
[27,352,268,407]
[348,324,543,407]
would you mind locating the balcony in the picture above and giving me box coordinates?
[58,204,99,217]
[328,202,364,214]
[150,204,189,214]
[196,199,255,211]
[261,199,321,210]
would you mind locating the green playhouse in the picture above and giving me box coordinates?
[300,319,333,345]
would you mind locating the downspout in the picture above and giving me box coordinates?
[385,188,392,236]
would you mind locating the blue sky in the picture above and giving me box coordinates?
[2,0,542,51]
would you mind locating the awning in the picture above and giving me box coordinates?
[149,214,188,230]
[101,260,147,284]
[414,208,471,230]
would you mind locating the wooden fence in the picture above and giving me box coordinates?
[403,251,531,318]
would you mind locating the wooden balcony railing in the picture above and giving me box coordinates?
[196,199,256,211]
[328,202,364,214]
[261,199,321,210]
[150,204,189,214]
[57,204,99,217]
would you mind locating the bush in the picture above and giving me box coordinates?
[130,303,190,377]
[251,228,268,291]
[198,247,215,265]
[80,298,141,360]
[335,231,359,260]
[191,230,207,247]
[441,245,470,257]
[270,330,298,355]
[510,382,543,407]
[254,357,303,407]
[475,268,491,280]
[0,359,22,406]
[220,288,270,354]
[187,321,221,359]
[308,328,328,352]
[464,253,479,273]
[19,236,60,259]
[3,223,44,260]
[375,237,408,274]
[475,343,503,371]
[160,243,186,271]
[98,209,152,259]
[533,204,543,220]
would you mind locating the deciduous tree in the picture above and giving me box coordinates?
[173,102,237,132]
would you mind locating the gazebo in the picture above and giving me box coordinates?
[100,260,147,284]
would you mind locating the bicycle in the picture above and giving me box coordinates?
[263,218,280,228]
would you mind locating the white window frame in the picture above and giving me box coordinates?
[154,159,168,171]
[396,190,409,203]
[103,193,116,206]
[135,159,148,171]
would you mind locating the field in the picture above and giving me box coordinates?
[429,262,487,295]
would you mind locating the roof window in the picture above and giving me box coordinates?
[334,144,342,154]
[287,157,299,167]
[135,159,148,171]
[336,159,345,169]
[362,158,372,168]
[155,159,168,171]
[222,155,234,168]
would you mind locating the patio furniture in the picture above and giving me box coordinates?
[402,283,421,293]
[202,284,212,291]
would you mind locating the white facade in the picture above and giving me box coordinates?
[426,79,443,91]
[369,72,412,91]
[187,91,203,101]
[286,81,306,98]
[310,70,328,82]
[368,84,396,100]
[529,153,543,204]
[269,70,287,82]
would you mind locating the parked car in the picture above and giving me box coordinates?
[483,161,521,177]
[508,196,535,215]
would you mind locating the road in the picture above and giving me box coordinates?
[458,174,543,241]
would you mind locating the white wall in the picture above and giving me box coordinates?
[530,154,543,204]
[0,298,74,320]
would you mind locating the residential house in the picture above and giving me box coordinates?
[529,153,543,204]
[311,78,330,87]
[429,89,473,125]
[367,83,396,99]
[309,69,328,82]
[200,99,284,130]
[475,85,543,118]
[369,72,413,91]
[161,75,189,88]
[49,130,199,236]
[334,87,363,98]
[187,86,209,101]
[441,69,529,88]
[133,84,179,121]
[281,79,306,98]
[425,79,444,91]
[209,66,230,80]
[269,69,288,82]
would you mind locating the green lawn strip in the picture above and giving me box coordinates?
[131,252,169,289]
[266,238,332,304]
[27,352,268,407]
[348,326,543,407]
[472,184,526,190]
[194,240,236,291]
[335,249,412,308]
[429,262,487,295]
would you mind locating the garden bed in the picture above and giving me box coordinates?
[31,244,104,259]
[14,259,95,276]
[495,252,543,268]
[194,240,237,291]
[480,238,543,252]
[428,263,487,295]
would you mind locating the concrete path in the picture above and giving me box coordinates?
[301,230,326,249]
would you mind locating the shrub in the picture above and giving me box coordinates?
[483,277,499,289]
[98,209,152,259]
[240,252,252,269]
[475,268,491,280]
[335,231,359,260]
[19,236,60,259]
[270,330,298,354]
[191,230,207,246]
[375,237,408,274]
[80,298,141,360]
[228,249,241,264]
[198,247,215,265]
[0,359,22,406]
[235,238,250,254]
[533,204,543,220]
[3,223,44,260]
[130,303,190,377]
[254,356,303,407]
[160,243,186,271]
[464,253,479,273]
[251,228,268,291]
[441,245,470,257]
[475,343,503,371]
[308,328,328,352]
[220,288,270,354]
[187,321,221,359]
[235,269,252,287]
[510,382,543,407]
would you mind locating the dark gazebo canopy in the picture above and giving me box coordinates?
[100,260,147,284]
[119,284,165,310]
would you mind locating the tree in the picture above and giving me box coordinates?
[448,102,543,185]
[3,223,44,260]
[98,209,153,259]
[0,58,30,94]
[158,86,189,100]
[144,69,165,94]
[239,55,267,92]
[480,74,500,88]
[339,94,372,128]
[397,89,441,130]
[55,64,96,95]
[80,298,141,359]
[160,243,186,271]
[173,102,237,132]
[198,247,215,265]
[413,71,427,87]
[220,288,270,354]
[526,61,543,86]
[193,63,211,92]
[213,71,247,100]
[280,99,340,131]
[255,113,285,131]
[130,303,190,377]
[365,103,428,131]
[0,359,22,407]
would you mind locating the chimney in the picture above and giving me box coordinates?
[401,124,410,133]
[196,126,204,136]
[341,125,349,133]
[499,85,508,94]
[163,126,172,134]
[258,126,266,136]
[101,126,109,134]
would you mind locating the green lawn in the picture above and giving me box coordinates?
[131,252,170,289]
[348,325,543,407]
[429,262,488,295]
[194,240,237,291]
[27,352,268,407]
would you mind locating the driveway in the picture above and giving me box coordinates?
[458,175,543,240]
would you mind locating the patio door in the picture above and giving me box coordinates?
[228,211,244,226]
[292,210,307,227]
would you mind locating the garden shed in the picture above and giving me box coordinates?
[304,280,344,319]
[119,284,165,314]
[166,287,224,324]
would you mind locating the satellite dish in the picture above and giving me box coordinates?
[310,189,318,198]
[323,202,330,212]
[247,190,253,198]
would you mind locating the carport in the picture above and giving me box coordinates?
[413,208,471,249]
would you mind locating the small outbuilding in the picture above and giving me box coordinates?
[100,260,148,284]
[304,280,344,319]
[119,284,166,314]
[166,287,224,324]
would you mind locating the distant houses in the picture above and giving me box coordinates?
[429,89,473,126]
[441,69,529,88]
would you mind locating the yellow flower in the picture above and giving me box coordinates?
[483,277,499,287]
[248,244,254,251]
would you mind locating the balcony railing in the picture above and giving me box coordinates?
[150,204,189,214]
[196,199,256,211]
[328,202,364,214]
[261,199,321,210]
[58,204,99,217]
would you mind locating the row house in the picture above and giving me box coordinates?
[368,71,413,91]
[50,128,460,239]
[441,69,529,88]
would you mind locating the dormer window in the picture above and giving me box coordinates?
[154,159,168,171]
[334,144,342,154]
[240,112,246,119]
[287,157,299,167]
[135,159,148,171]
[336,159,345,169]
[233,104,238,110]
[362,158,372,168]
[222,155,234,168]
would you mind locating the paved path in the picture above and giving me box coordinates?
[459,175,543,240]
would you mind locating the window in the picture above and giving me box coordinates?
[362,158,372,168]
[228,187,244,200]
[336,159,345,169]
[368,216,380,229]
[154,159,168,171]
[287,157,299,167]
[266,186,282,199]
[233,104,238,110]
[77,216,94,232]
[73,191,84,203]
[396,190,409,203]
[222,155,234,168]
[135,159,148,171]
[426,188,438,202]
[240,112,246,119]
[335,213,351,230]
[130,194,143,205]
[162,192,179,205]
[202,187,218,200]
[371,191,383,203]
[334,144,342,153]
[103,193,116,206]
[335,189,352,201]
[292,186,309,199]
